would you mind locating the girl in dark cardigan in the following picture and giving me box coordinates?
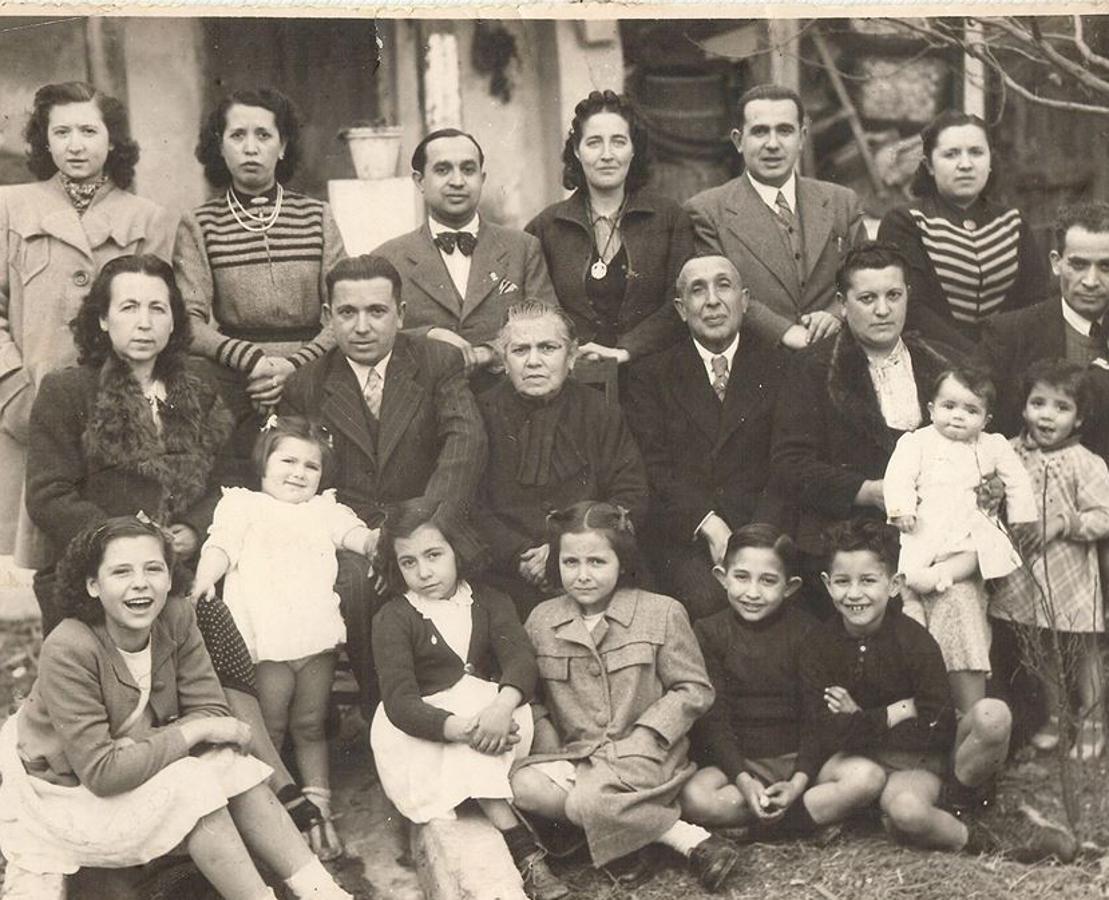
[370,500,567,900]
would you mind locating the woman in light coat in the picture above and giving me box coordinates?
[0,81,172,566]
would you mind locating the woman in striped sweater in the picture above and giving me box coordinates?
[879,111,1049,349]
[174,88,346,472]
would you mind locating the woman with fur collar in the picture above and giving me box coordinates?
[23,255,332,849]
[771,243,961,565]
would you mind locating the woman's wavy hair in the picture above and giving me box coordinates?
[251,414,335,488]
[195,87,302,188]
[24,81,140,189]
[909,110,996,199]
[493,300,579,363]
[375,498,489,596]
[544,500,640,589]
[561,90,651,194]
[70,254,192,377]
[54,516,186,627]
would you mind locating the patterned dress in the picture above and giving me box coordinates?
[990,437,1109,632]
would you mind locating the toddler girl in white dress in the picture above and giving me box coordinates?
[191,415,378,859]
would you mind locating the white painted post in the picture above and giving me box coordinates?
[964,19,986,118]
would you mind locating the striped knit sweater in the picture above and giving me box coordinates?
[173,188,346,373]
[878,195,1048,339]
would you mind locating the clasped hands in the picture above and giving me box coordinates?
[246,356,296,414]
[824,685,919,729]
[443,703,521,755]
[736,771,806,822]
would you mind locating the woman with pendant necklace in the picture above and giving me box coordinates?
[878,110,1049,348]
[527,91,694,369]
[174,88,346,477]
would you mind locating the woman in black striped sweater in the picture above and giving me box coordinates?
[878,111,1049,349]
[174,88,346,470]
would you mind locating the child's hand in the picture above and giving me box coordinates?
[763,780,803,815]
[471,703,516,755]
[1043,513,1067,544]
[736,773,774,820]
[975,473,1005,516]
[824,685,861,715]
[890,514,917,534]
[518,545,550,587]
[188,580,217,605]
[180,716,251,752]
[1010,521,1044,558]
[443,715,477,744]
[362,528,380,559]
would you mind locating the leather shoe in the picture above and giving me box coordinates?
[688,834,740,892]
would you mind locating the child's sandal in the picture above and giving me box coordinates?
[1029,716,1060,752]
[303,786,344,861]
[278,784,325,835]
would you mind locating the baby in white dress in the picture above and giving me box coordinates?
[191,415,377,859]
[885,367,1037,594]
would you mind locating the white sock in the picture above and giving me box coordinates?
[284,856,352,899]
[656,820,712,857]
[252,890,278,900]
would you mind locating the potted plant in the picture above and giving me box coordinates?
[339,117,404,180]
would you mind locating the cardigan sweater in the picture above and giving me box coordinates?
[173,189,344,374]
[17,598,230,797]
[691,603,822,780]
[801,609,956,759]
[878,194,1048,341]
[371,583,537,742]
[525,189,693,360]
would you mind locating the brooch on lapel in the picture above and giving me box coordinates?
[490,271,519,295]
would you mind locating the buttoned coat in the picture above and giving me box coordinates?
[525,189,692,360]
[685,175,865,345]
[16,597,231,797]
[281,335,487,526]
[373,221,557,346]
[0,175,173,560]
[521,589,714,865]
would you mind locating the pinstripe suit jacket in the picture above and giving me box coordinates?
[281,334,487,526]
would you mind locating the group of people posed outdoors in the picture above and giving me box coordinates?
[1,73,1108,900]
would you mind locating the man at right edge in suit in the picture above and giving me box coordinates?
[685,84,866,351]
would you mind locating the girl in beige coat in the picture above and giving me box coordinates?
[0,82,172,565]
[511,502,742,893]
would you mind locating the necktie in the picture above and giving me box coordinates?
[774,190,794,226]
[711,355,729,402]
[363,368,383,419]
[774,190,806,285]
[1091,319,1105,346]
[434,231,477,256]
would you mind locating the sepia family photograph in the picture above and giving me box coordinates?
[1,8,1109,899]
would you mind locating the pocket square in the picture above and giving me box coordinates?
[496,278,519,295]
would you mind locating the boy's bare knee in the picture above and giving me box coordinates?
[849,761,887,801]
[883,791,930,834]
[968,698,1012,745]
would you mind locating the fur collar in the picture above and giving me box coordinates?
[826,328,953,453]
[82,357,232,521]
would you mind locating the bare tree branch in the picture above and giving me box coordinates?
[1073,14,1109,73]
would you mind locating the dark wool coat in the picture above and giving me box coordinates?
[525,189,693,360]
[26,357,233,562]
[371,583,537,742]
[476,378,649,572]
[771,329,957,555]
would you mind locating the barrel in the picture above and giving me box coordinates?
[635,69,732,162]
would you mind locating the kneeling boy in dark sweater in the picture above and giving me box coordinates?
[806,519,1076,861]
[682,524,885,837]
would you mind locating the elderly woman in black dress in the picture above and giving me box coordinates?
[526,90,693,368]
[24,254,331,855]
[878,111,1049,349]
[476,301,649,616]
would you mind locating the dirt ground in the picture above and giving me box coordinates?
[4,617,1109,900]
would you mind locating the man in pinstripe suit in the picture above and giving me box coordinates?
[283,254,488,714]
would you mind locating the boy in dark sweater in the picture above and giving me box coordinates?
[682,524,885,837]
[808,519,1076,861]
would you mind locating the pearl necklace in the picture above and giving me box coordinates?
[226,184,284,233]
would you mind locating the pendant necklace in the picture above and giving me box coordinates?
[587,195,625,280]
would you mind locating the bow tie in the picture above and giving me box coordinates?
[434,231,477,256]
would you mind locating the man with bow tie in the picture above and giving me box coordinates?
[282,254,487,713]
[625,255,789,620]
[685,85,865,353]
[373,128,557,376]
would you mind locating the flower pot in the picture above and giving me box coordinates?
[341,126,403,180]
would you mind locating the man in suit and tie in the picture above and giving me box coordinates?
[625,254,789,619]
[980,201,1109,439]
[282,254,487,711]
[373,128,557,376]
[685,84,866,352]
